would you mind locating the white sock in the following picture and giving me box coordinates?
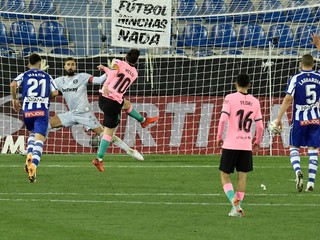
[112,135,130,152]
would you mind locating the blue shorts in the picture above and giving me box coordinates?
[290,120,320,147]
[23,109,49,136]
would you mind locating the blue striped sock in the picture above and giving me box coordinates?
[32,140,43,166]
[27,133,35,154]
[290,147,301,174]
[308,149,318,184]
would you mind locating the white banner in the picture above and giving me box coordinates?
[111,0,171,48]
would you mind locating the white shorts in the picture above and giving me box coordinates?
[58,111,101,130]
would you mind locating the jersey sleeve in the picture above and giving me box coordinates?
[13,73,24,87]
[221,95,231,115]
[285,75,297,96]
[79,73,92,85]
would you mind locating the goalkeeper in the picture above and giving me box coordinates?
[45,57,150,160]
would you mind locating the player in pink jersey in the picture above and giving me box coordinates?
[216,73,264,217]
[92,49,157,171]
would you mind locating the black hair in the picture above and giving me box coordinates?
[29,53,42,65]
[236,73,250,87]
[64,57,76,64]
[126,49,140,65]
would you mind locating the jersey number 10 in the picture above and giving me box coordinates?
[113,73,133,94]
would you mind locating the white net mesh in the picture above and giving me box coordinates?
[1,0,320,155]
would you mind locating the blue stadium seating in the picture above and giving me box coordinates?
[287,0,314,23]
[257,0,287,22]
[29,0,57,19]
[295,25,319,48]
[51,48,74,55]
[177,0,201,20]
[179,24,211,47]
[228,0,257,23]
[211,24,238,47]
[311,50,320,58]
[0,0,29,19]
[22,47,43,56]
[278,50,300,56]
[221,49,244,55]
[239,24,266,47]
[163,49,187,55]
[10,21,37,45]
[200,0,232,23]
[267,24,294,48]
[0,22,8,44]
[193,49,214,57]
[0,47,16,58]
[38,21,68,46]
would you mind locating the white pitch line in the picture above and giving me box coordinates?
[0,192,319,197]
[0,164,294,169]
[0,198,319,207]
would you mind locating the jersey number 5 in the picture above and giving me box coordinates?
[236,109,253,133]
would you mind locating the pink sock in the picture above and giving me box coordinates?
[236,191,245,201]
[223,183,234,194]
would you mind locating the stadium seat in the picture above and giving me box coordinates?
[0,0,29,19]
[221,49,244,55]
[200,0,232,23]
[29,0,57,19]
[267,24,294,48]
[228,0,257,23]
[0,47,16,58]
[295,25,320,48]
[210,24,238,47]
[311,50,320,58]
[287,0,314,23]
[179,24,211,47]
[38,21,68,46]
[163,49,187,55]
[9,21,37,45]
[22,47,43,57]
[177,0,201,20]
[239,24,266,47]
[257,0,287,22]
[192,49,214,57]
[51,48,74,55]
[0,22,9,44]
[278,50,300,56]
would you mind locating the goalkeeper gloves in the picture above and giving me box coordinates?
[41,59,49,71]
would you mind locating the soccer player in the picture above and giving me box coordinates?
[216,73,264,217]
[92,49,142,172]
[10,53,59,182]
[275,54,320,192]
[49,57,157,161]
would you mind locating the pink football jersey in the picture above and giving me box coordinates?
[217,92,263,151]
[100,59,138,104]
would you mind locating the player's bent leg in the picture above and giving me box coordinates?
[112,135,144,161]
[49,115,63,128]
[25,132,35,173]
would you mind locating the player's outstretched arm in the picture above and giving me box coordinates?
[10,80,21,112]
[276,94,293,131]
[310,33,320,50]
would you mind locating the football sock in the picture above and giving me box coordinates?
[27,133,35,154]
[97,134,112,160]
[308,149,318,185]
[236,191,245,204]
[223,183,235,204]
[112,135,129,152]
[290,147,301,174]
[32,140,43,167]
[126,105,145,123]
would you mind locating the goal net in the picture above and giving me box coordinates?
[1,0,320,155]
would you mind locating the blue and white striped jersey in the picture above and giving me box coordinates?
[14,69,57,111]
[286,70,320,121]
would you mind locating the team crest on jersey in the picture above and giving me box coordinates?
[73,79,78,84]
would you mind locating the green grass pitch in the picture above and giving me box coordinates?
[0,154,319,240]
